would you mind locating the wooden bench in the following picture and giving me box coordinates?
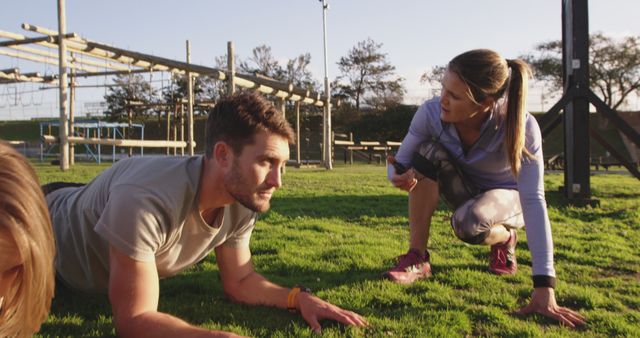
[591,157,624,171]
[352,141,401,165]
[332,135,402,165]
[545,153,563,170]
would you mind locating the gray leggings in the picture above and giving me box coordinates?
[412,140,524,244]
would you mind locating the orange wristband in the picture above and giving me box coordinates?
[287,287,302,311]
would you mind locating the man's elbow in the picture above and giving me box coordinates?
[113,314,136,338]
[222,283,245,303]
[112,311,151,338]
[221,275,254,304]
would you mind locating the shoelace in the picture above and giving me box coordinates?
[392,252,422,271]
[491,246,507,266]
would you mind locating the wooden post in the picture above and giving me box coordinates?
[127,108,133,157]
[186,40,195,156]
[166,109,171,155]
[321,108,326,164]
[173,112,178,156]
[349,132,354,164]
[227,41,235,95]
[69,52,75,166]
[279,99,286,173]
[112,126,116,163]
[39,123,44,162]
[295,101,301,166]
[97,125,101,164]
[180,104,185,156]
[57,0,69,170]
[331,131,335,164]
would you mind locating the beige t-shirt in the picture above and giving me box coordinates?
[46,156,256,293]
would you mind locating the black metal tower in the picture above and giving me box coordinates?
[538,0,640,206]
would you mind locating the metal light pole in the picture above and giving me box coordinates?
[57,0,70,170]
[320,0,332,169]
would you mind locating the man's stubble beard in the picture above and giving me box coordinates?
[224,160,271,213]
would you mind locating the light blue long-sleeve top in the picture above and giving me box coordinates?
[390,97,555,278]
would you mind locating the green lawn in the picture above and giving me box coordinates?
[34,162,640,337]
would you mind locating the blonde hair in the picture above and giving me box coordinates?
[447,49,534,177]
[0,141,55,337]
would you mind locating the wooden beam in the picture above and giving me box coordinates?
[20,24,334,107]
[20,24,169,73]
[24,25,332,106]
[3,38,137,72]
[68,53,133,72]
[0,48,99,73]
[0,68,19,74]
[0,70,55,83]
[0,29,123,71]
[0,77,56,85]
[0,35,53,47]
[0,30,102,67]
[19,71,40,77]
[236,73,332,105]
[249,73,294,92]
[84,39,225,78]
[43,135,193,148]
[74,69,157,78]
[0,32,78,47]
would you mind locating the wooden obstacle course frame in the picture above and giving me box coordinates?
[1,17,338,170]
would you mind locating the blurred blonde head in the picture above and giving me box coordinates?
[0,141,55,337]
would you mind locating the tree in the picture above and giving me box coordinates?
[281,53,320,92]
[334,38,404,111]
[204,53,237,100]
[525,33,640,110]
[419,65,446,98]
[104,74,157,121]
[239,44,283,80]
[363,83,405,111]
[239,45,320,92]
[345,104,417,142]
[161,73,214,115]
[161,74,208,103]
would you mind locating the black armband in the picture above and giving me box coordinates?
[532,275,557,289]
[411,152,438,181]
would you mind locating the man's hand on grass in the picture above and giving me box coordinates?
[296,292,369,334]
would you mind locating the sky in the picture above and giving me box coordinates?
[1,0,639,120]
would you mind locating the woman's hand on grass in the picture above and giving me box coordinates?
[296,292,369,334]
[515,287,586,328]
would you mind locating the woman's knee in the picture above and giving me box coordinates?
[451,208,491,244]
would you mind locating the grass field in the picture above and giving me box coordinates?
[34,162,640,337]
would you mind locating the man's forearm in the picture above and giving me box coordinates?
[115,310,240,338]
[223,271,291,309]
